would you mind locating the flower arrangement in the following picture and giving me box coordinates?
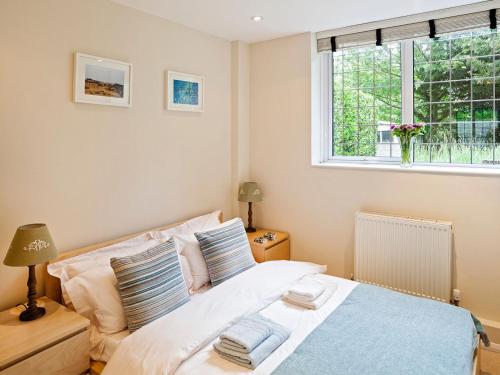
[390,124,426,167]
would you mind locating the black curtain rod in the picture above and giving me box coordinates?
[331,10,498,51]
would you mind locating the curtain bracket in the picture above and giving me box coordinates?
[429,19,436,39]
[490,9,497,30]
[376,29,382,46]
[330,36,336,52]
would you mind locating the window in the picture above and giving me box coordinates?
[328,27,500,167]
[333,43,402,159]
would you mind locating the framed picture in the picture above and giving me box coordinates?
[167,71,204,112]
[74,53,132,107]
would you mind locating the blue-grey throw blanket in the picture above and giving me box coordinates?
[273,284,477,375]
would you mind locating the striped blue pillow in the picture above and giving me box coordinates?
[110,239,190,332]
[195,218,256,286]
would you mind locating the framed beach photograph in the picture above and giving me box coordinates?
[74,53,132,107]
[167,71,204,112]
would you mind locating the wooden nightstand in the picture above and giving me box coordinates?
[247,229,290,263]
[0,296,90,374]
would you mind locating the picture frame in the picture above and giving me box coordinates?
[74,53,132,107]
[167,71,204,112]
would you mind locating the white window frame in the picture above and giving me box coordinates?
[320,36,500,170]
[322,41,414,165]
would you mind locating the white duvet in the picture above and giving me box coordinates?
[103,261,356,375]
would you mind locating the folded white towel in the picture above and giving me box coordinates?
[288,280,325,302]
[286,289,325,304]
[283,283,337,310]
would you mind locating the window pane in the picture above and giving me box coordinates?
[452,122,473,142]
[414,144,430,162]
[432,40,450,61]
[332,43,402,159]
[451,36,471,59]
[414,63,430,82]
[451,102,472,121]
[472,144,494,164]
[450,144,472,164]
[472,57,493,78]
[431,60,450,81]
[413,28,498,166]
[431,144,450,163]
[450,59,471,80]
[431,82,450,101]
[414,104,430,123]
[414,42,431,63]
[472,32,493,56]
[472,79,493,100]
[450,81,471,101]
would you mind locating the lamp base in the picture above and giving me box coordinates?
[245,227,257,233]
[20,306,45,321]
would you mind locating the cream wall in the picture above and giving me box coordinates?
[249,32,500,323]
[0,0,233,310]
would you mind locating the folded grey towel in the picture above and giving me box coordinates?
[214,314,290,369]
[219,314,275,353]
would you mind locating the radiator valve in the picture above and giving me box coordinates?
[452,289,461,306]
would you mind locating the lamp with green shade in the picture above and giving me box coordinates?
[4,224,58,321]
[238,182,262,233]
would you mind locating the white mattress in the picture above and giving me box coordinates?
[94,274,357,373]
[91,284,213,362]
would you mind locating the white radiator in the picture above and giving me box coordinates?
[355,212,453,302]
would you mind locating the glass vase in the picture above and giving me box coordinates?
[399,136,413,168]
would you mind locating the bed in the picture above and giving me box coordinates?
[44,211,481,375]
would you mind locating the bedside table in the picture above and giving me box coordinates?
[247,229,290,263]
[0,296,90,374]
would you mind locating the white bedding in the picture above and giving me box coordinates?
[176,274,357,375]
[102,261,355,375]
[91,284,213,362]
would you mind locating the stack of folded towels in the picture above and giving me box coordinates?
[214,314,290,369]
[282,278,335,310]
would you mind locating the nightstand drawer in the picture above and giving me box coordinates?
[1,330,89,375]
[264,239,290,261]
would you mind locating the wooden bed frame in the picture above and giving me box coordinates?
[43,211,481,375]
[44,211,223,375]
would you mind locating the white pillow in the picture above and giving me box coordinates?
[65,250,194,333]
[64,266,126,333]
[47,233,160,305]
[174,234,210,290]
[154,210,221,241]
[179,254,194,293]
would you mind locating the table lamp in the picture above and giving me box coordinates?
[238,182,262,232]
[4,224,57,321]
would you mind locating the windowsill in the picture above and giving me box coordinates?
[312,160,500,177]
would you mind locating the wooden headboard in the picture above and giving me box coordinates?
[44,211,223,304]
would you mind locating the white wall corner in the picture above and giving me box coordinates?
[230,41,251,219]
[310,33,330,166]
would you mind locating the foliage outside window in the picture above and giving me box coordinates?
[331,28,500,166]
[333,43,402,159]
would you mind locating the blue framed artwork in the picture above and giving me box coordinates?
[167,71,204,112]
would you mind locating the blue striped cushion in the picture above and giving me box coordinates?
[110,239,190,332]
[195,218,256,286]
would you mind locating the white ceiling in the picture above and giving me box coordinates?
[111,0,485,43]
